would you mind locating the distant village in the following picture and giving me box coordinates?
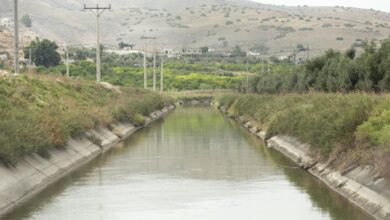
[108,45,308,64]
[1,14,309,69]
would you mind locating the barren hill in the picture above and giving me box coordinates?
[1,0,390,55]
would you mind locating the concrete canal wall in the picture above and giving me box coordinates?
[0,105,176,218]
[214,102,390,220]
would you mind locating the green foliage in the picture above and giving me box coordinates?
[218,93,378,157]
[232,45,246,57]
[200,46,209,54]
[247,37,390,93]
[36,58,244,91]
[357,97,390,147]
[296,44,307,52]
[21,14,32,28]
[0,76,174,165]
[25,38,61,67]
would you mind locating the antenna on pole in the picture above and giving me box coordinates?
[83,3,111,83]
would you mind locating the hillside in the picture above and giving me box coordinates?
[1,0,390,55]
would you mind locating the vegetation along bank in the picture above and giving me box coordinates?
[0,75,174,165]
[217,93,390,219]
[0,74,176,217]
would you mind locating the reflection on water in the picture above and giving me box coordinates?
[4,106,373,220]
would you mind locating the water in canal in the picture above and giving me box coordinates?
[5,106,374,220]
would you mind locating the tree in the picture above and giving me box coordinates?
[345,47,356,59]
[25,38,61,67]
[200,46,209,54]
[232,45,246,57]
[296,43,306,52]
[21,14,32,28]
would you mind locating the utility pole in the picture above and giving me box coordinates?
[83,3,111,83]
[261,56,264,73]
[66,46,70,77]
[306,44,310,60]
[28,47,32,70]
[153,41,156,91]
[267,56,270,73]
[142,36,157,89]
[160,52,164,93]
[143,43,147,89]
[293,48,296,64]
[246,59,249,92]
[13,0,19,75]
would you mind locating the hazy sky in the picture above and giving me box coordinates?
[251,0,390,12]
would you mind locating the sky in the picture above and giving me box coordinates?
[251,0,390,12]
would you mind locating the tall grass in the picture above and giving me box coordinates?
[217,93,382,157]
[0,75,174,165]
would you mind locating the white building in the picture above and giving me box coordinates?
[163,48,181,58]
[208,48,216,53]
[278,55,289,60]
[247,51,262,58]
[105,49,140,55]
[0,54,8,61]
[181,48,202,56]
[0,18,13,28]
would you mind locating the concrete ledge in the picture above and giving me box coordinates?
[265,134,390,220]
[0,105,175,218]
[85,127,120,151]
[215,103,390,220]
[111,122,137,139]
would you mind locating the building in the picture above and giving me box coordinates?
[247,51,262,58]
[208,48,216,53]
[105,49,140,55]
[163,48,181,58]
[0,54,8,61]
[181,47,202,56]
[0,18,13,28]
[278,55,289,61]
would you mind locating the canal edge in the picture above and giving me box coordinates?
[0,104,177,219]
[213,101,390,220]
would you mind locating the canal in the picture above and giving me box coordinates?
[5,106,374,220]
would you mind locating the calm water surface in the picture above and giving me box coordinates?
[5,106,374,220]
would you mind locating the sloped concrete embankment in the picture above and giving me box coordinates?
[0,104,176,218]
[214,102,390,220]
